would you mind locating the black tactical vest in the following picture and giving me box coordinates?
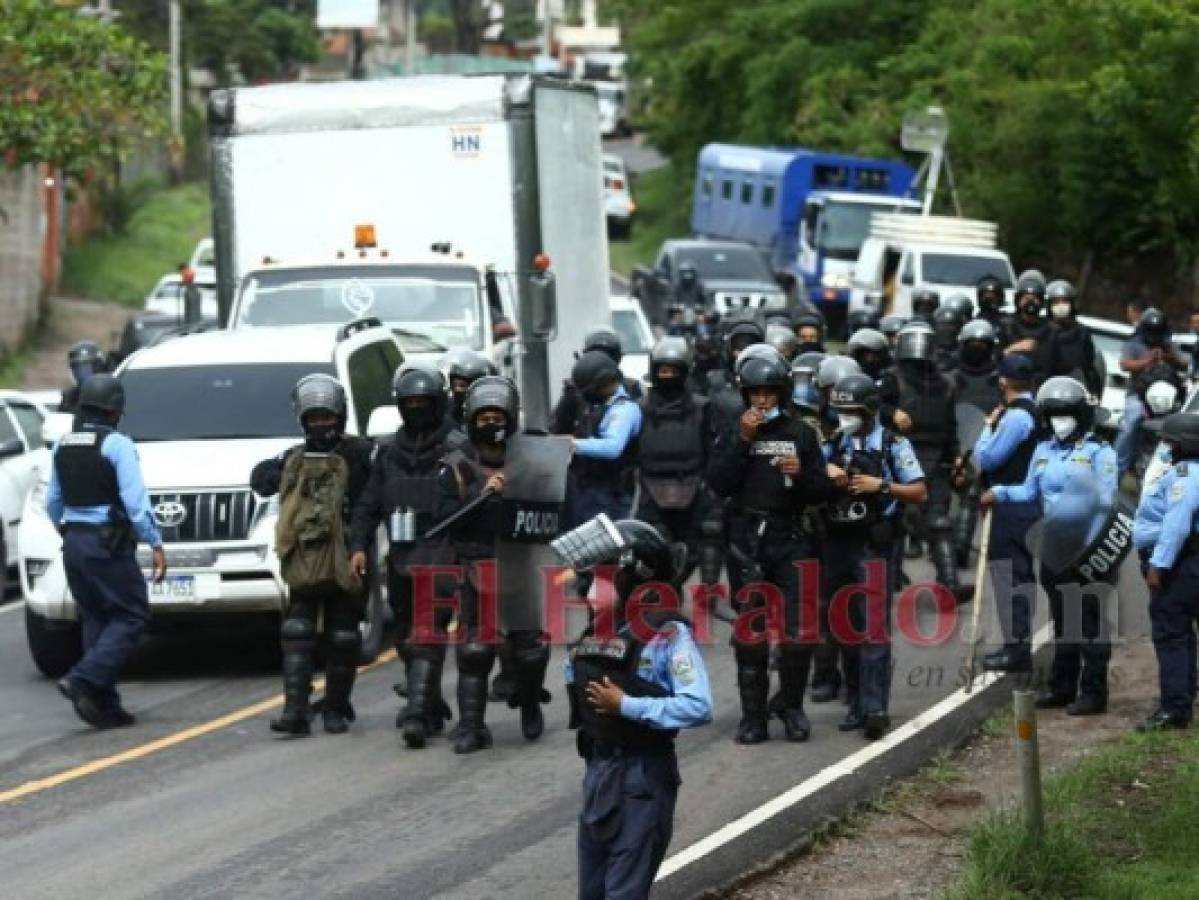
[384,423,465,530]
[824,434,890,531]
[1050,323,1092,381]
[571,612,688,753]
[898,369,955,448]
[982,398,1041,488]
[638,394,705,477]
[572,395,638,492]
[955,369,1002,414]
[54,426,122,511]
[738,415,802,513]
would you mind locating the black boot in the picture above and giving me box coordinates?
[1066,695,1107,716]
[953,500,979,569]
[401,655,438,749]
[320,628,359,735]
[1137,708,1190,732]
[509,633,551,742]
[735,666,770,744]
[776,651,812,742]
[931,533,962,595]
[489,642,517,703]
[271,623,315,736]
[810,644,841,704]
[454,674,493,754]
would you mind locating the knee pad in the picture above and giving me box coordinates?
[281,618,316,644]
[457,640,496,676]
[509,630,550,668]
[327,628,361,665]
[928,515,952,534]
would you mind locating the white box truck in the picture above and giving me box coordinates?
[207,75,612,427]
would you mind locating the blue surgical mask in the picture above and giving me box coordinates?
[762,405,781,422]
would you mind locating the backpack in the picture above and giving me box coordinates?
[275,450,357,596]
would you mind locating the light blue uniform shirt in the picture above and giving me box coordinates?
[1149,462,1199,570]
[573,385,643,461]
[823,422,924,518]
[565,621,713,730]
[46,429,163,548]
[1133,447,1173,550]
[974,393,1036,473]
[992,436,1117,514]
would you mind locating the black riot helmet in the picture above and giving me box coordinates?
[1015,272,1047,313]
[464,375,520,446]
[896,323,937,365]
[879,315,907,342]
[571,349,623,397]
[847,307,882,334]
[551,514,685,603]
[829,373,881,416]
[932,305,966,350]
[815,355,862,393]
[738,351,791,405]
[957,319,998,371]
[943,293,974,322]
[78,373,125,417]
[393,363,448,430]
[723,315,766,366]
[1161,413,1199,460]
[976,275,1005,315]
[846,328,891,377]
[583,326,623,364]
[735,343,786,379]
[793,310,825,349]
[1138,308,1170,346]
[793,350,827,382]
[1036,376,1095,433]
[292,374,347,451]
[442,348,498,385]
[911,288,940,322]
[649,336,693,384]
[765,324,800,361]
[68,340,108,386]
[1046,279,1078,321]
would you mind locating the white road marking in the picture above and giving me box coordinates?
[0,599,26,616]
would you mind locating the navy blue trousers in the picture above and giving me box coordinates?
[1151,555,1199,720]
[578,753,680,900]
[824,534,895,718]
[988,501,1040,649]
[62,529,149,709]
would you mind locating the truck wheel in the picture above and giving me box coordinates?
[25,607,82,678]
[357,537,389,665]
[608,219,630,241]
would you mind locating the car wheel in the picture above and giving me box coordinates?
[25,606,83,678]
[357,531,389,665]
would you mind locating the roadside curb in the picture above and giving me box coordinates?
[655,640,1050,899]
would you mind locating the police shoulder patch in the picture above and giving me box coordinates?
[1170,480,1187,503]
[671,651,696,685]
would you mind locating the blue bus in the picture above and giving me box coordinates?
[691,144,919,310]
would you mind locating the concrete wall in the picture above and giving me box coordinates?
[0,166,49,355]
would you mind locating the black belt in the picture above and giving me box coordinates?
[61,522,105,533]
[589,740,676,759]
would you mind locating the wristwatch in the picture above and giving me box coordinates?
[879,480,892,497]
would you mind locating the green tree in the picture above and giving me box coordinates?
[0,0,167,181]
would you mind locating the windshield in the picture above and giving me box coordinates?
[922,254,1013,288]
[612,309,650,353]
[676,246,772,281]
[236,265,484,351]
[121,364,334,441]
[816,200,918,261]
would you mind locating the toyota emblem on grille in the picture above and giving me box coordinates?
[153,500,187,528]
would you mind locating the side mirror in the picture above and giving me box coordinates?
[901,270,915,286]
[527,271,557,341]
[0,438,23,460]
[42,412,73,446]
[366,406,402,439]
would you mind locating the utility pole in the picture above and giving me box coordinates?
[542,0,553,58]
[405,0,417,75]
[169,0,184,183]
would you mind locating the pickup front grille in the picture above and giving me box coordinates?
[149,491,259,543]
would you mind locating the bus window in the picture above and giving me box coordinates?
[721,180,733,200]
[814,165,848,189]
[702,172,713,197]
[741,181,754,204]
[762,182,776,207]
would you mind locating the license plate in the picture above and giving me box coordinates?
[148,575,196,601]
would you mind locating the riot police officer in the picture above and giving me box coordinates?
[793,311,826,354]
[556,516,713,900]
[707,313,766,438]
[973,355,1041,672]
[791,350,827,422]
[910,287,940,325]
[349,363,466,745]
[708,350,835,743]
[46,375,166,728]
[880,315,907,350]
[687,313,724,397]
[1115,308,1188,477]
[636,338,721,590]
[951,320,1004,566]
[550,327,643,435]
[975,275,1011,348]
[982,377,1118,714]
[894,325,963,593]
[440,377,571,753]
[567,350,643,528]
[847,306,883,335]
[766,324,801,363]
[942,293,974,323]
[1005,273,1052,383]
[824,373,927,738]
[252,375,374,735]
[932,305,967,374]
[441,349,498,427]
[1140,412,1199,729]
[1044,280,1102,396]
[60,340,110,415]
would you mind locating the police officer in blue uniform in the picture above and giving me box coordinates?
[46,374,166,728]
[982,376,1118,715]
[823,373,927,739]
[975,355,1042,672]
[555,516,713,900]
[1140,413,1199,730]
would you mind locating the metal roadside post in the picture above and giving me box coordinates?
[1013,690,1045,836]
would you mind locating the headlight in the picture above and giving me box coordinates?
[821,273,851,290]
[763,294,788,309]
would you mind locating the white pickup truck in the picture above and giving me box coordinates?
[20,323,401,678]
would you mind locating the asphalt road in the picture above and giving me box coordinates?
[0,552,1043,900]
[604,136,667,175]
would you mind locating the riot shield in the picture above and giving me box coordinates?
[955,402,988,454]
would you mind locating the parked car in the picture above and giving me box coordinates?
[0,391,52,597]
[631,239,790,326]
[145,272,219,320]
[20,321,401,678]
[188,237,217,288]
[115,312,220,364]
[609,294,654,386]
[595,81,631,138]
[604,154,636,240]
[1077,314,1196,425]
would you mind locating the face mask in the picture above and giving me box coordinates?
[858,354,882,377]
[452,392,468,416]
[759,404,781,422]
[838,413,864,435]
[1051,302,1071,320]
[1020,302,1040,319]
[470,423,507,446]
[1050,416,1077,441]
[304,424,342,453]
[960,343,992,368]
[655,378,685,398]
[796,341,824,355]
[400,404,438,432]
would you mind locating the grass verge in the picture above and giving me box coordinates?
[607,163,690,283]
[948,728,1199,899]
[61,181,211,307]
